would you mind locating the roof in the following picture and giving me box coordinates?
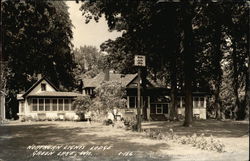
[28,91,83,97]
[84,72,137,88]
[22,76,58,97]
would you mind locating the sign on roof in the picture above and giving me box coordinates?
[134,55,146,67]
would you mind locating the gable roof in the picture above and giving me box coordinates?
[83,72,137,88]
[22,76,58,97]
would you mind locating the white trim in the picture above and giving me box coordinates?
[204,97,207,108]
[127,96,130,108]
[156,104,163,114]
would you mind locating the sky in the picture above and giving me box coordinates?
[66,1,122,50]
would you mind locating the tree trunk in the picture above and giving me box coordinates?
[246,59,250,120]
[231,39,244,120]
[169,59,178,121]
[182,7,194,127]
[214,23,223,120]
[214,86,224,120]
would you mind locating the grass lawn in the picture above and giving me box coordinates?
[0,120,248,161]
[142,119,249,160]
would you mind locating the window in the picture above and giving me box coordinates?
[58,99,63,111]
[39,99,44,111]
[32,99,37,111]
[52,99,57,111]
[156,104,163,114]
[163,104,168,114]
[64,99,69,111]
[45,99,50,111]
[41,83,46,91]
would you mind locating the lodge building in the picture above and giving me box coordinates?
[17,72,209,121]
[83,71,209,120]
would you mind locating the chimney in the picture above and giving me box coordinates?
[37,74,42,80]
[104,69,110,81]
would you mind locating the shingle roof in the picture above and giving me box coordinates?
[83,72,137,88]
[28,91,83,97]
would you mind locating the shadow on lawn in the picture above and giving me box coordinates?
[142,119,249,138]
[0,123,170,161]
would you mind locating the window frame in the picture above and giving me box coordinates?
[156,104,163,114]
[41,83,46,91]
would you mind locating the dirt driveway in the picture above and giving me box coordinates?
[0,121,249,161]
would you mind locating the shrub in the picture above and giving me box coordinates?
[123,116,137,131]
[113,120,126,129]
[72,96,92,120]
[144,129,225,153]
[103,119,113,126]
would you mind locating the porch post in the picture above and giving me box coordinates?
[204,97,207,108]
[127,96,130,108]
[147,96,150,120]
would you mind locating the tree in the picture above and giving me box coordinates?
[72,96,92,120]
[80,0,249,124]
[94,81,127,113]
[3,1,75,119]
[73,45,102,79]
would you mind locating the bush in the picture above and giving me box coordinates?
[103,119,113,126]
[113,120,126,129]
[123,116,137,131]
[20,115,33,122]
[72,96,92,120]
[144,129,225,153]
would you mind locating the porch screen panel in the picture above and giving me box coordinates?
[177,97,181,108]
[32,99,37,111]
[69,99,72,110]
[150,104,156,114]
[163,104,168,114]
[58,99,63,111]
[52,99,57,111]
[64,99,69,111]
[129,97,136,108]
[143,96,148,107]
[200,97,204,108]
[39,99,44,111]
[182,97,185,108]
[194,97,199,108]
[45,99,50,111]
